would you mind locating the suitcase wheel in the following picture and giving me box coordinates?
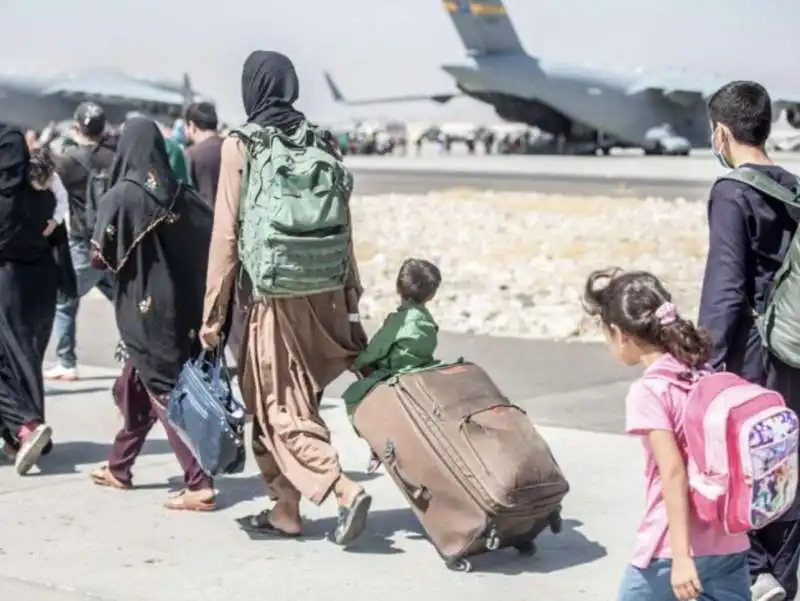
[514,540,537,556]
[446,558,472,573]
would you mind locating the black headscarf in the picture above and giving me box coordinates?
[241,50,305,133]
[92,117,182,273]
[90,117,213,395]
[0,125,53,261]
[109,117,177,206]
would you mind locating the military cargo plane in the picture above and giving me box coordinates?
[0,69,211,131]
[325,0,800,155]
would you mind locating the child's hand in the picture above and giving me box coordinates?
[670,556,702,601]
[358,365,375,378]
[42,219,57,237]
[350,321,368,349]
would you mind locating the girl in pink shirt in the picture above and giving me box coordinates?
[583,268,751,601]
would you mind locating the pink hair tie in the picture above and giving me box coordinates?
[655,302,678,326]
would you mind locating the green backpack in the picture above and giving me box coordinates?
[230,121,354,298]
[719,167,800,367]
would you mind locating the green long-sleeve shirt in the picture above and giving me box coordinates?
[343,303,439,415]
[164,137,191,185]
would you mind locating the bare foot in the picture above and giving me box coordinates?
[268,503,303,535]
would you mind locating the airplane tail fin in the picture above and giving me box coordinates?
[181,73,194,107]
[324,71,346,103]
[443,0,525,56]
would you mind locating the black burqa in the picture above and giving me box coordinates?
[91,117,213,396]
[0,126,58,442]
[241,50,305,133]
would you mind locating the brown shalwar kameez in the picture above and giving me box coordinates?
[203,137,362,504]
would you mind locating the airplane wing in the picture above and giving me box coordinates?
[771,94,800,111]
[631,74,800,110]
[627,73,708,107]
[40,72,186,106]
[324,71,458,106]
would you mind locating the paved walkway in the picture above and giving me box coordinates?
[1,365,642,601]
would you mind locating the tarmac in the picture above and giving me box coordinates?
[348,150,800,198]
[0,160,740,599]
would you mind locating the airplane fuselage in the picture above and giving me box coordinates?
[442,54,713,151]
[0,74,190,131]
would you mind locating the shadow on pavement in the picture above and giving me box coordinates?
[235,510,608,572]
[234,506,422,555]
[35,438,174,475]
[172,473,266,511]
[344,469,383,483]
[477,518,607,575]
[46,386,110,397]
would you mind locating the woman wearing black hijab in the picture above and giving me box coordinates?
[88,117,216,511]
[0,125,59,475]
[201,50,372,544]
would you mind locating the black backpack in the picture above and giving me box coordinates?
[72,145,112,234]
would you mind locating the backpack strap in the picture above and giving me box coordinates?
[229,122,262,141]
[68,144,96,173]
[719,168,800,324]
[641,366,709,393]
[717,167,800,209]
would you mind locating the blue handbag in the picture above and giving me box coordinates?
[166,345,246,476]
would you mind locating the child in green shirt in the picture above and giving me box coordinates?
[345,259,442,469]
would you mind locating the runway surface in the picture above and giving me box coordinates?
[348,151,800,198]
[351,168,712,198]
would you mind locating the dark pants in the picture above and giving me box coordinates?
[749,521,800,599]
[107,360,212,491]
[748,354,800,599]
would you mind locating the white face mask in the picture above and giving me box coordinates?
[710,125,733,169]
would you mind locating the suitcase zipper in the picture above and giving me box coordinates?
[459,405,566,515]
[396,382,563,517]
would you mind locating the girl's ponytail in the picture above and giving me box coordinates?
[582,269,713,369]
[652,302,713,369]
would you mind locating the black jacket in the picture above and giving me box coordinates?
[56,135,117,239]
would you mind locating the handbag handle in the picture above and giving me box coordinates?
[197,334,229,389]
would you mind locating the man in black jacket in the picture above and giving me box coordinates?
[699,81,800,601]
[45,102,117,382]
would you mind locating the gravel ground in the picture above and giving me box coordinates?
[351,190,707,341]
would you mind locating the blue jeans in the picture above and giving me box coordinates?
[52,236,114,368]
[618,553,751,601]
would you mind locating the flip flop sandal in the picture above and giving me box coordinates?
[244,509,302,538]
[163,489,216,512]
[332,491,372,546]
[89,466,132,490]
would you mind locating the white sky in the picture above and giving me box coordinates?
[1,0,798,124]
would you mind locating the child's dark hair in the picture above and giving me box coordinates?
[582,267,712,369]
[396,258,441,304]
[29,146,55,186]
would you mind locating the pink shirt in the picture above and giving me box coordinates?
[625,354,749,568]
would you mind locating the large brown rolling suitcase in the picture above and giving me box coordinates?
[352,360,569,572]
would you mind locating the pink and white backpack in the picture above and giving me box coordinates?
[646,368,799,534]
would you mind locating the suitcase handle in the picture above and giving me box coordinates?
[383,440,432,504]
[461,403,525,425]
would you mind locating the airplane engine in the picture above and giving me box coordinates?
[787,105,800,129]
